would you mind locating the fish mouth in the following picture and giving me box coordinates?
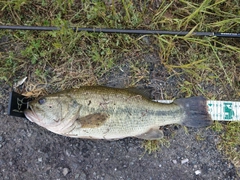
[24,106,40,123]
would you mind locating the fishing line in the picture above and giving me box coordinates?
[1,25,240,38]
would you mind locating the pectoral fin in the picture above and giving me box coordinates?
[135,127,164,140]
[77,113,109,128]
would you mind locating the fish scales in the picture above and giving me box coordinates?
[24,86,212,140]
[67,88,181,139]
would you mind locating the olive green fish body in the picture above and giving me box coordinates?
[24,87,212,140]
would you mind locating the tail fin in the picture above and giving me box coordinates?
[174,96,212,127]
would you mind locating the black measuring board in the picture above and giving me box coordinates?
[7,91,29,118]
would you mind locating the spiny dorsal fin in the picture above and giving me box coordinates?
[126,87,152,99]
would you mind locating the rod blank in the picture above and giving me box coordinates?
[1,25,240,38]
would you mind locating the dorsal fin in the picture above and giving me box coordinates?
[126,87,152,99]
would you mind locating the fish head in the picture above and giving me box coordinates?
[24,94,81,132]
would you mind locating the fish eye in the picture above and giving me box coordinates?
[38,98,46,105]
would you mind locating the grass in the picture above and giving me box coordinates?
[0,0,240,170]
[212,121,240,169]
[142,138,170,155]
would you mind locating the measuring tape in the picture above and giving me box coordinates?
[206,100,240,121]
[157,100,240,121]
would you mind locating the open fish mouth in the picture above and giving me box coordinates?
[24,106,39,123]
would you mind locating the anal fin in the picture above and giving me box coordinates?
[135,127,164,140]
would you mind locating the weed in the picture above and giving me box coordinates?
[216,122,240,167]
[211,121,224,132]
[142,138,170,155]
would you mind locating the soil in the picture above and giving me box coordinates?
[0,38,238,180]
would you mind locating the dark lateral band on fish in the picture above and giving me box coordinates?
[24,86,213,140]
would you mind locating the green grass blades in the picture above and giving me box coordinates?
[213,122,240,168]
[142,138,170,155]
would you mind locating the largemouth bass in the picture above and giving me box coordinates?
[24,86,212,140]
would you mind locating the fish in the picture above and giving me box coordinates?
[24,86,212,140]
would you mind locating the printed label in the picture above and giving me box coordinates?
[207,100,240,121]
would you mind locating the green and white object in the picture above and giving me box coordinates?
[207,100,240,121]
[157,99,240,121]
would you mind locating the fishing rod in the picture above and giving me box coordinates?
[1,25,240,38]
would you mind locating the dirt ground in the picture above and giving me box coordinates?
[0,55,238,180]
